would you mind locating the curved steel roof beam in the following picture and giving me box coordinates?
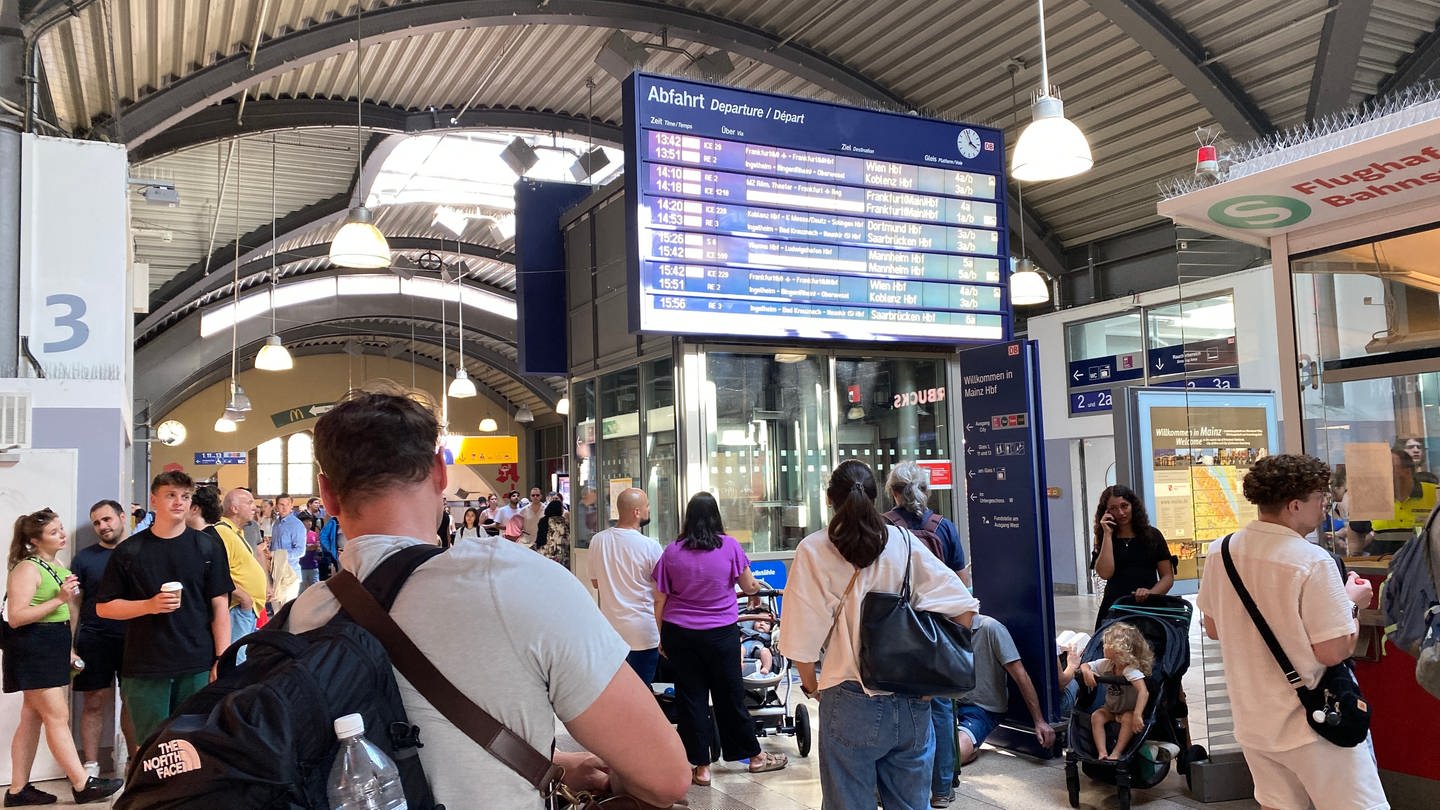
[111,0,908,150]
[131,99,624,163]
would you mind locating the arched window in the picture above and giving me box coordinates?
[252,432,316,496]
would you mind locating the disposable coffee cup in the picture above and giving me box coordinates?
[161,581,183,605]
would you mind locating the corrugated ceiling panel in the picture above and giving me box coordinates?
[1355,1,1440,98]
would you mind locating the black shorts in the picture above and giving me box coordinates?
[72,625,125,692]
[3,621,70,693]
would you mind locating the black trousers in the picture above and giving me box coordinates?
[661,621,761,766]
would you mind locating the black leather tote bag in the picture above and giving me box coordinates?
[858,529,975,696]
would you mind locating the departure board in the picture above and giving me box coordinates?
[623,73,1010,343]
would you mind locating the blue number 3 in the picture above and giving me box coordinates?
[43,294,89,352]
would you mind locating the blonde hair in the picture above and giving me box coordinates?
[1101,622,1154,676]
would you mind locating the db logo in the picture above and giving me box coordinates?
[1207,195,1311,229]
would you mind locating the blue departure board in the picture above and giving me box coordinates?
[624,73,1010,343]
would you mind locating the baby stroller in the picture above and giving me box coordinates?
[1065,595,1206,810]
[738,588,811,757]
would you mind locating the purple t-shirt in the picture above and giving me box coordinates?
[653,534,751,630]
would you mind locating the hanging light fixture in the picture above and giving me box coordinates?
[1008,181,1052,306]
[216,140,248,433]
[328,6,390,269]
[556,397,570,416]
[447,261,476,398]
[1011,0,1092,182]
[479,417,498,433]
[514,405,535,423]
[256,135,294,371]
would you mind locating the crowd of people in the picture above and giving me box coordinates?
[0,379,1400,809]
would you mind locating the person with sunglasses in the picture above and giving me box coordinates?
[4,509,124,805]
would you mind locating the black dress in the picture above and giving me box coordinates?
[1093,526,1172,628]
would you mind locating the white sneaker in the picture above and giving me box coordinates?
[83,761,100,779]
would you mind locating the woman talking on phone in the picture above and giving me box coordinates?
[1090,485,1174,629]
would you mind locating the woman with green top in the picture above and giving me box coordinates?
[4,508,122,805]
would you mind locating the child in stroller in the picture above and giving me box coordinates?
[740,612,777,679]
[1078,622,1153,761]
[1065,595,1205,810]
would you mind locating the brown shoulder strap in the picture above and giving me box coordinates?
[328,569,565,796]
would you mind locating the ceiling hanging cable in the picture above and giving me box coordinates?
[256,133,293,370]
[216,140,251,432]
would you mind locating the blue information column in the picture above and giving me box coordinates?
[960,339,1059,758]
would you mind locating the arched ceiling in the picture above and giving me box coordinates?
[23,0,1440,412]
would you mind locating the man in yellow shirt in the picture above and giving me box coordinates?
[191,487,268,661]
[1351,449,1438,556]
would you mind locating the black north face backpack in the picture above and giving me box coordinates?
[115,545,445,810]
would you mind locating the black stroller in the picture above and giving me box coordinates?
[738,588,811,757]
[1065,595,1207,810]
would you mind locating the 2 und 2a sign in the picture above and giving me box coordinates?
[1068,374,1240,416]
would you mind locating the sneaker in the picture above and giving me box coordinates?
[83,761,100,780]
[3,785,57,806]
[930,793,955,808]
[71,777,123,804]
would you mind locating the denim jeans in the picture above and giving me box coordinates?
[229,606,257,665]
[818,681,933,810]
[930,697,955,798]
[626,647,660,688]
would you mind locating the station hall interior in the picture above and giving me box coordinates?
[5,0,1440,807]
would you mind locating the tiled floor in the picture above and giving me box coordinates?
[14,596,1255,809]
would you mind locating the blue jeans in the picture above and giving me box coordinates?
[228,606,257,665]
[930,697,955,798]
[626,647,660,688]
[819,681,933,810]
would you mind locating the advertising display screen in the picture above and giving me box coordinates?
[1133,389,1280,579]
[624,73,1010,343]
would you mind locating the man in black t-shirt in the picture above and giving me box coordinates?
[96,471,233,742]
[71,499,137,776]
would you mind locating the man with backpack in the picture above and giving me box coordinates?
[287,383,690,807]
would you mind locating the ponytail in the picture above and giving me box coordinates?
[826,460,887,568]
[9,508,56,568]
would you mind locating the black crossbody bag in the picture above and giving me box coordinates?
[1219,535,1370,747]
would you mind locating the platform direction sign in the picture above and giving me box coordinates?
[1066,351,1144,389]
[1146,335,1238,375]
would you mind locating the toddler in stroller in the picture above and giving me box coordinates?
[1065,595,1205,810]
[740,614,777,678]
[1078,623,1152,761]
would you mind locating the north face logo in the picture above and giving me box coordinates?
[141,739,201,779]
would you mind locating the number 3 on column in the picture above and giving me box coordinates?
[43,293,89,352]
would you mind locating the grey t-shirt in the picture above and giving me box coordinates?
[957,615,1021,714]
[288,534,628,808]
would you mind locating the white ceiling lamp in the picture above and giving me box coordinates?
[556,397,570,416]
[257,135,294,371]
[514,405,535,423]
[447,264,476,398]
[1008,181,1052,307]
[479,417,498,433]
[1010,258,1051,306]
[217,141,248,433]
[328,7,390,269]
[214,414,238,433]
[1011,0,1092,182]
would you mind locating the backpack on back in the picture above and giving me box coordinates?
[883,509,947,561]
[115,545,445,810]
[1380,505,1440,659]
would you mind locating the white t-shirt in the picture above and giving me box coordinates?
[1085,658,1144,682]
[778,524,979,694]
[289,534,628,808]
[587,526,663,651]
[521,503,546,545]
[1197,520,1355,752]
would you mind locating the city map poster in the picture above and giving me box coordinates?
[1146,404,1272,544]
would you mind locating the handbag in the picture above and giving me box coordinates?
[857,529,975,697]
[1218,535,1370,747]
[326,568,688,810]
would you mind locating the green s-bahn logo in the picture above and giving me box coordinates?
[1207,195,1311,229]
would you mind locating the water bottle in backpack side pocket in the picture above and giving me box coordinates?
[327,713,407,810]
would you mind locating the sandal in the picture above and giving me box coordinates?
[691,767,711,787]
[748,751,788,773]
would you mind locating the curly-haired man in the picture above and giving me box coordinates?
[1197,454,1387,810]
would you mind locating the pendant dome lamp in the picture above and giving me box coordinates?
[1008,182,1052,307]
[328,6,390,269]
[1010,0,1093,182]
[447,265,476,398]
[217,141,250,433]
[256,136,294,371]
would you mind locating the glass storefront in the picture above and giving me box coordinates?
[573,379,598,547]
[835,356,951,516]
[1293,225,1440,559]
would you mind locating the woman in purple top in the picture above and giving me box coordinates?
[654,492,788,786]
